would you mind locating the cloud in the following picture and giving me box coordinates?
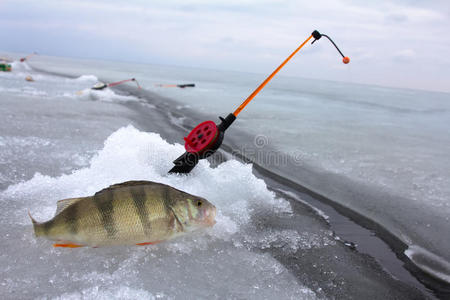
[393,49,416,62]
[385,13,408,23]
[0,0,449,92]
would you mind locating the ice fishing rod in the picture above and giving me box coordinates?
[169,30,349,174]
[108,78,141,89]
[155,83,196,88]
[20,52,38,62]
[91,78,141,90]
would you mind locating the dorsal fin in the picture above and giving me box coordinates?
[55,197,85,215]
[94,180,161,196]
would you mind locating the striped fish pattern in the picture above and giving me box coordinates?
[30,181,216,247]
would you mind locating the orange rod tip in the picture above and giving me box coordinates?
[343,56,350,64]
[233,34,313,117]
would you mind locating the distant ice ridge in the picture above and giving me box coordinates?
[1,126,327,299]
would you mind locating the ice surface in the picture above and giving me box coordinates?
[0,126,322,299]
[0,54,435,298]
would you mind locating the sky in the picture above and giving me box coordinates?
[1,0,450,92]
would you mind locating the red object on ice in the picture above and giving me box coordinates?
[184,120,219,154]
[343,56,350,64]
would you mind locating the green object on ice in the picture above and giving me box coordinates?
[0,63,12,72]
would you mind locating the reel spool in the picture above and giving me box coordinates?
[170,114,235,173]
[184,121,222,157]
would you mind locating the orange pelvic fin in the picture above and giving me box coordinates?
[53,243,84,248]
[136,241,161,246]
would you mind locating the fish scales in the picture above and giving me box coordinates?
[94,189,117,239]
[108,185,171,244]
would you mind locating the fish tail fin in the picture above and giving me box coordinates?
[29,211,44,237]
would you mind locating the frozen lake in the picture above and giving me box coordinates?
[0,55,446,298]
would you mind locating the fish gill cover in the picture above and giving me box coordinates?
[0,126,334,299]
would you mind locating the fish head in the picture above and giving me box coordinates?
[172,195,216,232]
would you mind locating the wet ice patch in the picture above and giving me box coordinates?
[0,126,323,299]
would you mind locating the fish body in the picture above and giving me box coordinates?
[30,181,216,247]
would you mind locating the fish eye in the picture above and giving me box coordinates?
[196,200,202,207]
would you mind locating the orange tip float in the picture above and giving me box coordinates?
[169,29,350,174]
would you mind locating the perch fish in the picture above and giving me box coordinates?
[29,181,216,248]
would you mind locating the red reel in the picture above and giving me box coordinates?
[184,121,219,154]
